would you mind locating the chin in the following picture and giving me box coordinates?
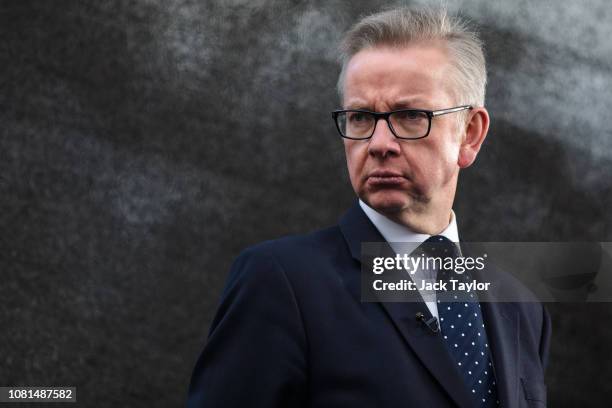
[363,191,409,214]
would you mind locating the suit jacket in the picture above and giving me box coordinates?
[187,202,551,408]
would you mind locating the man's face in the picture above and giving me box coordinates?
[342,43,466,230]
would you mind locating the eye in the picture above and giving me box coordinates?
[347,112,368,123]
[394,110,425,121]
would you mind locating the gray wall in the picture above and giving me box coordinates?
[1,0,610,406]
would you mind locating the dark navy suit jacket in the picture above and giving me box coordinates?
[188,202,551,407]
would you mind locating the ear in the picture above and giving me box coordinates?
[457,107,490,168]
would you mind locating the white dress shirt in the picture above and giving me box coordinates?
[359,199,460,319]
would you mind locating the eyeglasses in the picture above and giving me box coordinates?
[331,105,472,140]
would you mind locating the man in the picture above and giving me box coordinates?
[188,6,550,408]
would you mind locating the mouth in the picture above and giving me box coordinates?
[366,170,407,186]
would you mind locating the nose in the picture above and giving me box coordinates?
[367,118,401,159]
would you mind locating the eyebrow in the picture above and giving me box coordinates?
[343,100,370,110]
[344,98,431,111]
[390,99,430,110]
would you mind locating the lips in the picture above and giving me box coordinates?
[366,169,407,186]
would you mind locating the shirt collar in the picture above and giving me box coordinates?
[358,199,460,244]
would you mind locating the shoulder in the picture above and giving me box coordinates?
[226,224,346,286]
[237,224,346,268]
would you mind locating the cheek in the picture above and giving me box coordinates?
[437,140,461,167]
[406,141,460,183]
[434,141,462,182]
[344,141,365,177]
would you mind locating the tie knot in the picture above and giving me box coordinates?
[420,235,463,284]
[425,234,451,244]
[422,235,461,259]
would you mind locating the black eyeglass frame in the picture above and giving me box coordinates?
[331,105,473,140]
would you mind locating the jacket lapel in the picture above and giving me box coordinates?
[339,202,476,408]
[470,255,521,408]
[479,301,519,408]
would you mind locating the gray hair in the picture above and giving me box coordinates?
[337,6,487,107]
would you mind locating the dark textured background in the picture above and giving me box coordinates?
[1,0,611,406]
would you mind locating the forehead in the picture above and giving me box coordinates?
[343,43,454,108]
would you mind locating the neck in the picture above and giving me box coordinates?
[386,205,452,235]
[370,185,456,235]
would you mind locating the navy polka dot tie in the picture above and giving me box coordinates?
[424,235,500,407]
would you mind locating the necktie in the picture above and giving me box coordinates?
[424,235,500,407]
